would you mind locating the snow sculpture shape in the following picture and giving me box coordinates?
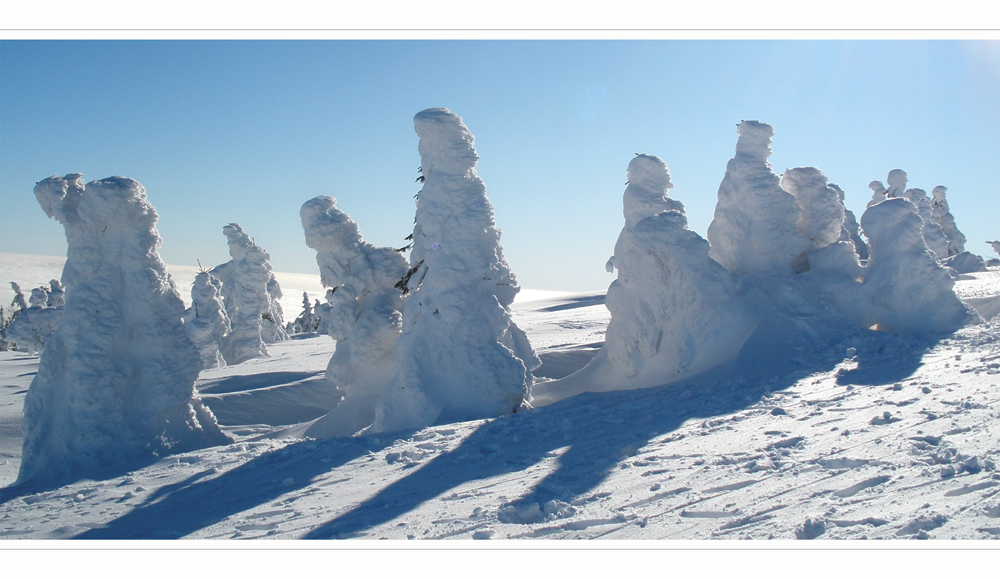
[533,155,757,405]
[17,174,229,486]
[931,186,966,256]
[210,223,287,365]
[859,198,978,333]
[867,181,887,208]
[299,196,410,438]
[900,187,950,260]
[183,271,230,369]
[707,121,810,274]
[374,108,540,433]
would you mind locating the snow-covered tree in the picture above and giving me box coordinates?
[17,174,229,487]
[930,186,967,256]
[989,241,1000,258]
[886,169,907,198]
[1,283,28,351]
[183,271,230,370]
[10,282,28,311]
[707,121,811,274]
[535,155,757,403]
[299,196,410,438]
[290,291,319,334]
[859,197,978,333]
[210,223,287,365]
[901,186,950,259]
[5,303,63,356]
[829,183,869,262]
[374,108,540,433]
[867,180,887,208]
[28,286,49,308]
[780,167,846,251]
[46,279,65,308]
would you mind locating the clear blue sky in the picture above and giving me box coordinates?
[2,40,998,292]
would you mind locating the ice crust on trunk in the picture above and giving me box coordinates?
[859,198,978,332]
[707,121,810,274]
[374,108,540,433]
[183,271,230,370]
[299,196,410,438]
[17,174,229,487]
[534,155,758,403]
[210,224,287,365]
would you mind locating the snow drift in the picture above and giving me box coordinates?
[16,174,229,487]
[374,108,540,433]
[299,196,410,438]
[534,155,757,405]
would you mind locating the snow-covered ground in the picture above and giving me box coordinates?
[1,255,999,542]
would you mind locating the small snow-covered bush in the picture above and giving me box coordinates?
[17,174,229,487]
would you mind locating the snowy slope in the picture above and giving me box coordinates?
[1,263,999,541]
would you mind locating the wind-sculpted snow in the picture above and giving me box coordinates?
[299,196,409,438]
[707,121,810,274]
[16,174,229,487]
[859,198,978,332]
[931,186,967,257]
[780,167,845,252]
[375,108,539,432]
[533,155,758,404]
[211,224,287,365]
[183,271,230,370]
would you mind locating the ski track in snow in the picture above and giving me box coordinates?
[1,267,999,541]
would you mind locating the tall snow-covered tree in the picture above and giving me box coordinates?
[534,155,757,404]
[299,196,410,437]
[375,108,540,432]
[707,121,810,274]
[210,223,287,364]
[17,174,229,487]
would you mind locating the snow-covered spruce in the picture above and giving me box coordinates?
[210,223,287,365]
[886,169,907,199]
[46,279,65,307]
[859,197,978,333]
[534,155,757,404]
[5,301,63,356]
[780,167,846,253]
[867,180,887,208]
[299,196,410,438]
[290,292,319,334]
[930,186,967,256]
[17,174,229,487]
[900,186,950,260]
[374,108,540,432]
[707,121,810,274]
[10,282,28,311]
[182,271,230,370]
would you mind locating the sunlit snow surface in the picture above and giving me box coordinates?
[1,256,999,540]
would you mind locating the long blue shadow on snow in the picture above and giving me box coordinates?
[303,321,942,539]
[72,435,395,539]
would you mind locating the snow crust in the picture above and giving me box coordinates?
[210,224,287,365]
[16,174,229,487]
[299,196,409,438]
[535,155,757,403]
[375,108,539,433]
[707,121,810,274]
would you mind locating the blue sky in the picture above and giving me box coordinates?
[2,39,998,292]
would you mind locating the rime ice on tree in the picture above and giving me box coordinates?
[17,174,229,487]
[374,108,540,433]
[183,271,230,369]
[930,186,967,256]
[299,196,410,438]
[707,121,810,274]
[210,223,287,365]
[6,281,64,356]
[829,183,869,261]
[867,181,887,208]
[900,186,950,259]
[534,155,757,404]
[859,198,978,333]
